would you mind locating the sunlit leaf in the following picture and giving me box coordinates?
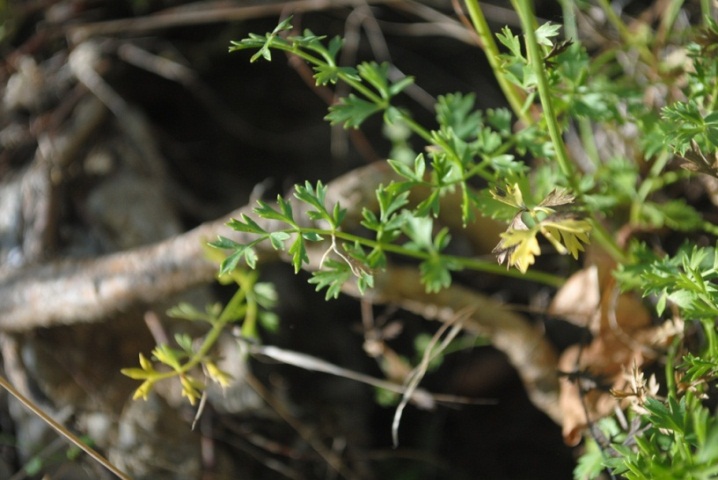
[206,361,233,388]
[541,217,592,259]
[534,22,562,47]
[121,368,153,380]
[255,198,295,225]
[494,227,540,273]
[131,379,155,401]
[180,375,203,406]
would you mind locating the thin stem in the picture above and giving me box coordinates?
[287,47,385,105]
[514,1,627,265]
[632,151,672,223]
[703,317,718,359]
[512,1,577,187]
[701,0,712,24]
[657,0,685,45]
[577,118,601,167]
[193,286,247,363]
[236,271,260,339]
[710,76,718,112]
[431,135,495,183]
[296,227,565,287]
[0,375,131,480]
[665,336,681,398]
[463,0,531,126]
[596,0,632,43]
[643,151,672,192]
[557,4,602,176]
[558,0,577,41]
[152,286,249,383]
[595,0,656,66]
[286,44,435,145]
[401,114,434,144]
[512,0,580,182]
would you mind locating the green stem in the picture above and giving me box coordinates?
[431,135,495,183]
[401,114,434,144]
[158,285,250,381]
[665,336,680,398]
[703,317,718,359]
[193,286,247,363]
[297,227,564,287]
[559,0,602,175]
[514,1,628,265]
[709,76,718,112]
[577,117,601,167]
[657,0,685,44]
[595,0,656,66]
[640,154,672,200]
[288,45,435,145]
[513,1,576,186]
[596,0,632,43]
[701,0,712,24]
[148,283,250,388]
[288,48,385,105]
[236,271,260,339]
[463,0,531,126]
[558,0,577,41]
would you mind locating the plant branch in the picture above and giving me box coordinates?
[513,1,628,265]
[0,162,565,424]
[463,0,530,125]
[512,0,575,186]
[289,227,563,286]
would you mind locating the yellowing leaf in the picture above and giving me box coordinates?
[508,232,541,273]
[541,218,592,259]
[132,379,155,401]
[490,183,525,209]
[494,227,541,273]
[139,353,152,371]
[206,361,233,388]
[180,375,203,406]
[120,368,152,380]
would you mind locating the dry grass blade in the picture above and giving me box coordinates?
[0,375,131,480]
[244,340,486,409]
[392,314,465,447]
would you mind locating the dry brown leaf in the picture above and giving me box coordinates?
[551,263,657,445]
[548,265,601,331]
[558,345,616,447]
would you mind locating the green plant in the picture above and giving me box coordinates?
[121,264,277,405]
[123,1,718,478]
